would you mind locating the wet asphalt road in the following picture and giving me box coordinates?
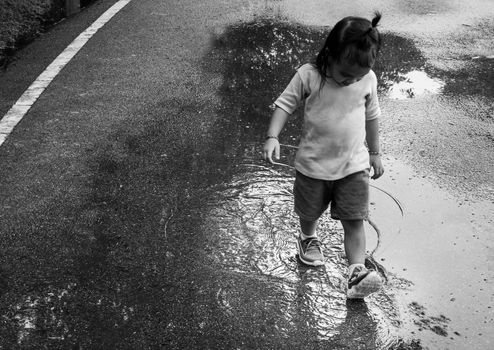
[0,0,493,349]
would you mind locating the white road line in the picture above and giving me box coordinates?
[0,0,133,147]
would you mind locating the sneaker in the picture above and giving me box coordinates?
[297,235,324,266]
[347,265,382,299]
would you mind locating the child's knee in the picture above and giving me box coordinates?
[341,219,364,231]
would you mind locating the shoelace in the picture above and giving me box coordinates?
[304,238,322,252]
[348,267,371,288]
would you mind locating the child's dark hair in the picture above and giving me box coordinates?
[315,12,382,82]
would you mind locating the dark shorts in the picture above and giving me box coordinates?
[294,170,370,221]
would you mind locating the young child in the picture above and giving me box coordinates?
[263,13,384,299]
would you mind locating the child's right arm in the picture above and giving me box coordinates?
[262,107,290,164]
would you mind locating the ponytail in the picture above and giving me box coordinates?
[371,11,382,28]
[366,12,382,40]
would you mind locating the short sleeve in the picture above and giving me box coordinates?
[274,71,306,115]
[365,71,381,121]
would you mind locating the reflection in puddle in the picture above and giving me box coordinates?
[387,70,445,99]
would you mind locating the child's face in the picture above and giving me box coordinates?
[329,58,371,86]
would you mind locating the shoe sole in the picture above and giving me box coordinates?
[347,272,382,299]
[297,239,324,266]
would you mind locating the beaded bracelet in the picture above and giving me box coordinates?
[368,150,381,156]
[266,135,279,141]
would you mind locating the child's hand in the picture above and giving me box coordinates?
[370,154,384,179]
[263,138,280,164]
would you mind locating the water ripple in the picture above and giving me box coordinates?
[200,160,406,347]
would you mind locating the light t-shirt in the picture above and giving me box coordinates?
[274,63,381,181]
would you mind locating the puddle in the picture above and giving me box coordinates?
[373,33,442,100]
[370,155,494,348]
[192,152,404,348]
[167,144,468,349]
[386,70,444,99]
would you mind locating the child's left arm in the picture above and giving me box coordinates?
[365,118,384,180]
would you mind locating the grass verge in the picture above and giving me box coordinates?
[0,0,94,68]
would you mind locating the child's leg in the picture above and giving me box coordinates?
[340,219,366,265]
[342,219,382,299]
[297,218,324,266]
[300,218,317,238]
[332,170,382,298]
[293,171,328,266]
[331,171,368,267]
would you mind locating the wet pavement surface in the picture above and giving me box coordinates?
[0,0,493,349]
